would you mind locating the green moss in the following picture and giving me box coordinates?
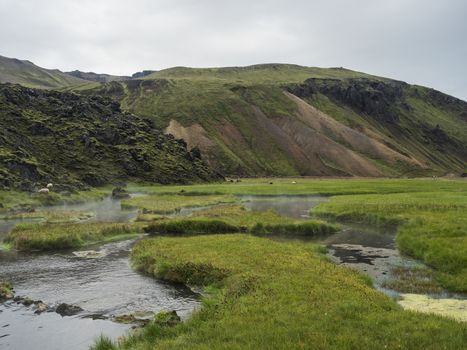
[0,84,219,191]
[0,280,13,299]
[128,178,467,196]
[72,64,466,177]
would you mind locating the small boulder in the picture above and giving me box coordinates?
[56,303,83,316]
[111,187,130,199]
[34,302,48,314]
[21,297,34,306]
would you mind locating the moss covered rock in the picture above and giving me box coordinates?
[0,83,221,190]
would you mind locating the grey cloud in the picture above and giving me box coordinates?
[0,0,465,99]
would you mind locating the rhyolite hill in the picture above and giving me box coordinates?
[70,65,467,177]
[1,55,466,178]
[0,83,220,191]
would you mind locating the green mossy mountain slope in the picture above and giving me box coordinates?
[70,64,467,177]
[0,55,87,89]
[0,83,220,191]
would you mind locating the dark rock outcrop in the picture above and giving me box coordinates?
[55,303,83,316]
[287,78,407,124]
[65,70,130,83]
[111,186,130,199]
[131,70,156,78]
[0,83,222,190]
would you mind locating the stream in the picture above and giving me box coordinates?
[0,196,200,350]
[1,194,465,349]
[241,195,467,322]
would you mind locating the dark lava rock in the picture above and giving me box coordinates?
[56,303,83,316]
[0,83,221,191]
[111,186,130,199]
[287,77,407,124]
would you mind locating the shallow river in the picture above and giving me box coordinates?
[0,196,199,350]
[1,194,466,350]
[241,195,467,321]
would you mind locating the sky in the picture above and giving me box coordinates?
[0,0,466,100]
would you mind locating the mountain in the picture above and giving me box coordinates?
[0,83,220,191]
[71,64,467,177]
[0,55,87,89]
[65,70,130,83]
[132,70,157,79]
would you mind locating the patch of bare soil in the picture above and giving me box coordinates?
[284,92,423,167]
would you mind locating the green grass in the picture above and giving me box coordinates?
[95,234,466,349]
[70,63,466,177]
[144,219,240,235]
[128,178,467,197]
[313,191,467,292]
[146,64,376,85]
[128,180,467,292]
[143,215,337,238]
[142,203,338,237]
[0,210,94,223]
[0,187,110,212]
[5,222,142,251]
[0,280,13,299]
[250,221,337,236]
[381,266,444,294]
[121,194,238,214]
[191,204,296,226]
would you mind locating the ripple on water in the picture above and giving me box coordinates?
[0,195,200,350]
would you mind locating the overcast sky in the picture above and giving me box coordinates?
[1,0,466,99]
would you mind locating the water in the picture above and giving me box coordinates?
[240,195,467,319]
[36,195,141,223]
[0,195,200,350]
[240,195,326,219]
[239,195,421,287]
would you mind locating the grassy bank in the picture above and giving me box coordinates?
[121,194,238,214]
[128,178,467,196]
[128,179,467,291]
[0,187,111,212]
[0,210,95,223]
[144,216,337,238]
[94,235,467,349]
[313,191,467,292]
[0,280,13,300]
[142,204,337,237]
[5,222,142,251]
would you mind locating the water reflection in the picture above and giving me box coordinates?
[0,195,200,350]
